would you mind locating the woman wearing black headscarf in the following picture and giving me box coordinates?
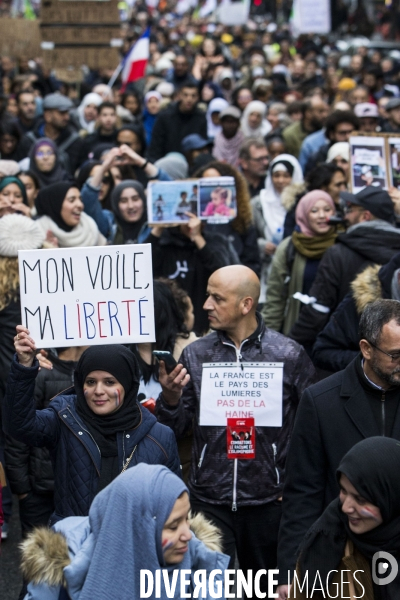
[35,182,107,248]
[3,331,181,525]
[293,437,400,599]
[111,180,150,244]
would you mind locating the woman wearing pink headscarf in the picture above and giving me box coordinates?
[262,190,337,338]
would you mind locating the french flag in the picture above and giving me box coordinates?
[121,28,150,91]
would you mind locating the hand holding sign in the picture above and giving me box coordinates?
[159,361,190,407]
[14,325,37,368]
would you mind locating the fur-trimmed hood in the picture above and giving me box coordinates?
[350,264,382,314]
[281,182,307,212]
[21,512,224,588]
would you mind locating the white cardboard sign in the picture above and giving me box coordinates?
[18,244,155,348]
[200,362,283,427]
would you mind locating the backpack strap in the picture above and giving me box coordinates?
[58,131,80,153]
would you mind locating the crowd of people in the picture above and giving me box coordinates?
[1,8,400,600]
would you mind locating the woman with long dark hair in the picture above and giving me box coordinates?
[194,160,261,277]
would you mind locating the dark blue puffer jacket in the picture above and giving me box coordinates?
[3,357,181,523]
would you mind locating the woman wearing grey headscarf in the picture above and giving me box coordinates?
[111,180,150,245]
[21,464,229,600]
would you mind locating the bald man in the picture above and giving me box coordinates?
[157,266,316,598]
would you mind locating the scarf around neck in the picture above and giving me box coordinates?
[291,228,337,259]
[212,128,245,167]
[74,345,141,457]
[36,212,105,247]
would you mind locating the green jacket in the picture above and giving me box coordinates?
[262,236,307,336]
[282,121,309,158]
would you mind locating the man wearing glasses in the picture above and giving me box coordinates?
[238,138,270,198]
[277,299,400,599]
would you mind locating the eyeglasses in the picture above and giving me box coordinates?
[336,129,354,136]
[36,150,55,159]
[368,341,400,362]
[249,155,269,163]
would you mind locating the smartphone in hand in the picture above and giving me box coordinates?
[152,350,178,374]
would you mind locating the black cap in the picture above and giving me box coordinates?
[340,187,395,223]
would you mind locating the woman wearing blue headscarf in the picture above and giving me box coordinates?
[21,464,229,600]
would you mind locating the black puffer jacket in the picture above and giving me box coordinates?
[156,315,316,508]
[290,221,400,349]
[4,352,77,496]
[312,253,400,372]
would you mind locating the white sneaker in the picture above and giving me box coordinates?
[1,522,9,540]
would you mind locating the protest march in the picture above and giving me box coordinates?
[2,1,400,598]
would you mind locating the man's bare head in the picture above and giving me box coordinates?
[204,266,260,334]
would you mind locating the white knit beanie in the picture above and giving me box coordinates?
[0,214,45,257]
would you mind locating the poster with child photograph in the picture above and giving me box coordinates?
[350,135,389,193]
[147,181,199,224]
[199,176,236,223]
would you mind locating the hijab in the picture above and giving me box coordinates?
[77,464,228,600]
[111,180,147,244]
[0,175,28,206]
[212,124,245,168]
[76,160,102,189]
[77,93,103,133]
[35,182,77,232]
[240,100,272,138]
[29,138,70,188]
[298,437,400,596]
[206,97,229,139]
[74,345,141,457]
[260,154,303,243]
[292,190,337,258]
[295,190,335,237]
[327,142,350,163]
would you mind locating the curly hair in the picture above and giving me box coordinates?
[193,161,253,235]
[0,257,19,311]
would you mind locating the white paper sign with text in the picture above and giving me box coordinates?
[18,244,155,347]
[200,362,283,427]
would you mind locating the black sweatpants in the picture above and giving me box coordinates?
[190,498,282,599]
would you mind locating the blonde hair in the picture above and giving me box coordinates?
[0,257,20,311]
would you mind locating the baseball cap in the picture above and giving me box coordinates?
[386,98,400,111]
[340,187,395,222]
[219,106,241,121]
[354,103,379,119]
[43,93,74,112]
[181,134,212,153]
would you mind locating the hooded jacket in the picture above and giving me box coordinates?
[20,512,227,600]
[313,253,400,373]
[289,221,400,349]
[3,357,181,523]
[156,316,316,508]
